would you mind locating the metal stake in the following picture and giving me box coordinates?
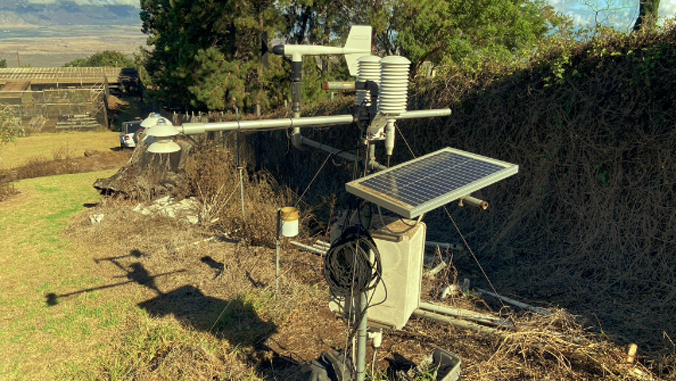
[239,167,246,217]
[275,208,281,295]
[356,292,368,381]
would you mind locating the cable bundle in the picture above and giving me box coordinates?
[323,226,382,297]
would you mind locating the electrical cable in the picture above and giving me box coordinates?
[376,205,419,235]
[323,226,382,297]
[371,348,379,380]
[294,150,333,209]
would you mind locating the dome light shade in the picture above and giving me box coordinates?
[146,118,179,138]
[148,140,181,154]
[141,113,162,127]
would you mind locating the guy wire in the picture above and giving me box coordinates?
[395,124,505,309]
[443,205,505,309]
[294,151,333,209]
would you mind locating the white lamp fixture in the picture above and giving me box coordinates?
[140,112,162,127]
[145,117,181,154]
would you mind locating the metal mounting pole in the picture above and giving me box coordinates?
[356,292,368,381]
[237,125,246,217]
[239,167,246,217]
[275,209,281,295]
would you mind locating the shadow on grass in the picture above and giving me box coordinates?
[45,250,179,306]
[139,285,277,349]
[44,250,304,379]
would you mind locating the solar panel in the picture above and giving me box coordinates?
[345,148,518,218]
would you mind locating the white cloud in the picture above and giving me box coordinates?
[661,2,676,20]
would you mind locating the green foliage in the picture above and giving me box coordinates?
[0,58,6,68]
[375,0,564,78]
[0,104,25,159]
[140,0,285,111]
[63,50,135,68]
[141,0,565,110]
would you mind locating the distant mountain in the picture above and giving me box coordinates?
[0,0,140,27]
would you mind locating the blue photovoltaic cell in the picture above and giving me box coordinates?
[360,151,502,206]
[346,148,518,218]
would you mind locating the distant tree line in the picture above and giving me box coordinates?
[136,0,663,113]
[63,51,135,68]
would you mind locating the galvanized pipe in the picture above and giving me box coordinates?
[322,81,358,91]
[176,109,449,136]
[356,293,368,381]
[412,309,501,336]
[460,196,489,210]
[425,241,465,251]
[395,109,451,120]
[290,241,326,255]
[299,136,388,172]
[179,114,356,135]
[419,301,512,327]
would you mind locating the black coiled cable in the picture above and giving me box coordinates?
[323,226,382,297]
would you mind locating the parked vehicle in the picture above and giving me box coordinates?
[119,120,144,148]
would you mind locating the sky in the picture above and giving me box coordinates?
[19,0,676,32]
[24,0,139,5]
[546,0,674,31]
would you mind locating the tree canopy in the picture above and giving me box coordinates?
[139,0,563,111]
[63,50,135,68]
[0,58,6,68]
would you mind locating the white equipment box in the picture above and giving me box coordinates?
[329,215,426,330]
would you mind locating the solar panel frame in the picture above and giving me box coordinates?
[345,147,518,218]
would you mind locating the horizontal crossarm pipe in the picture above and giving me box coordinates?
[322,82,357,91]
[176,109,450,136]
[394,109,451,120]
[299,136,388,172]
[178,114,357,135]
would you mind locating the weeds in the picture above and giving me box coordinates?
[232,24,676,359]
[0,179,17,201]
[75,319,262,381]
[184,143,297,248]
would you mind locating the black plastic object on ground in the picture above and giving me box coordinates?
[298,351,354,381]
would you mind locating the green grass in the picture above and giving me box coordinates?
[0,169,133,380]
[0,168,269,380]
[0,131,121,170]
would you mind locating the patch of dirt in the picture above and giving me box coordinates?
[74,149,133,171]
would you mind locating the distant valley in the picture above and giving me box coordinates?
[0,1,144,67]
[0,0,140,27]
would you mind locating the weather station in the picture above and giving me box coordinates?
[141,25,518,381]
